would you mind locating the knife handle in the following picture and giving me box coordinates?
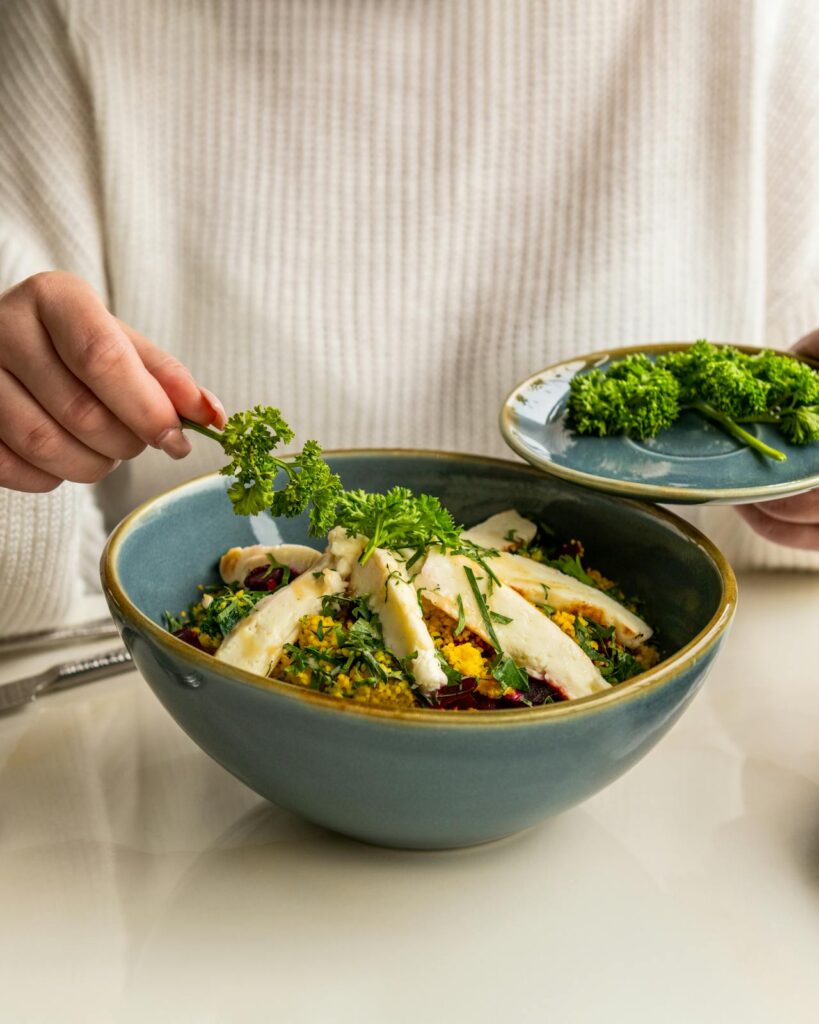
[46,647,134,694]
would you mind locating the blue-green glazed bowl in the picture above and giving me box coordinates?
[101,452,736,850]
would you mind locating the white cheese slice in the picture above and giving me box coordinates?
[214,555,345,676]
[460,510,537,552]
[482,551,652,648]
[415,551,608,700]
[349,548,447,694]
[219,543,323,585]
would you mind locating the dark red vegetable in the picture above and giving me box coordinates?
[242,565,301,592]
[172,627,212,653]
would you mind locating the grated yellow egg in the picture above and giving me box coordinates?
[441,641,487,679]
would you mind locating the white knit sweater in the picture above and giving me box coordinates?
[2,0,819,633]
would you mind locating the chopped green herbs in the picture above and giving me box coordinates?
[163,609,186,633]
[492,656,530,697]
[573,618,642,684]
[490,611,514,625]
[462,564,529,694]
[463,565,502,651]
[455,594,467,636]
[544,552,598,588]
[458,541,502,592]
[279,594,409,693]
[265,555,291,587]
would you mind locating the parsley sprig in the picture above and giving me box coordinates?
[566,341,819,461]
[182,410,472,559]
[334,486,463,565]
[181,407,343,532]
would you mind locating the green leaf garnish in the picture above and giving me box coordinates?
[566,341,819,461]
[194,585,268,641]
[543,553,597,588]
[462,564,528,693]
[181,407,344,533]
[491,653,530,694]
[462,565,502,651]
[455,594,466,637]
[335,486,463,565]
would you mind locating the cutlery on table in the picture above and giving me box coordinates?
[0,648,134,715]
[0,618,121,657]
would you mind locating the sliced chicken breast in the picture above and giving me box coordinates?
[415,551,608,700]
[349,548,447,694]
[460,510,537,552]
[482,551,652,648]
[326,527,367,576]
[215,555,345,676]
[219,543,323,585]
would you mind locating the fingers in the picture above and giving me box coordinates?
[0,367,116,483]
[736,503,819,551]
[118,321,227,429]
[1,307,145,462]
[0,271,228,494]
[0,439,61,493]
[749,489,819,525]
[34,274,192,458]
[792,328,819,359]
[740,331,819,547]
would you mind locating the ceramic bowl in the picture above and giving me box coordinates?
[101,452,736,849]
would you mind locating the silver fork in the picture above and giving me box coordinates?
[0,647,134,715]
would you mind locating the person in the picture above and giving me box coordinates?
[1,0,818,636]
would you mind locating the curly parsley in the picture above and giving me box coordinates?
[566,341,819,461]
[181,406,343,532]
[334,486,463,565]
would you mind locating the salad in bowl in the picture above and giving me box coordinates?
[167,505,659,712]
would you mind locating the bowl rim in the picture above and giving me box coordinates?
[101,449,738,727]
[500,341,819,503]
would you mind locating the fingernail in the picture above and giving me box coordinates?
[156,426,192,460]
[200,387,227,429]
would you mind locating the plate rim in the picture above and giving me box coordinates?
[500,341,819,504]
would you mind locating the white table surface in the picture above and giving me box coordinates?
[1,572,817,1024]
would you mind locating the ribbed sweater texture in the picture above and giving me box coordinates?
[2,0,819,632]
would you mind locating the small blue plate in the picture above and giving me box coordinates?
[500,343,819,505]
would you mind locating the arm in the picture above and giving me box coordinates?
[0,1,223,633]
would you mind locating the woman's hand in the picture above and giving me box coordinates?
[736,330,819,550]
[0,271,225,493]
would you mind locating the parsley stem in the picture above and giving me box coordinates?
[179,417,224,443]
[734,414,781,425]
[688,401,787,462]
[179,416,297,480]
